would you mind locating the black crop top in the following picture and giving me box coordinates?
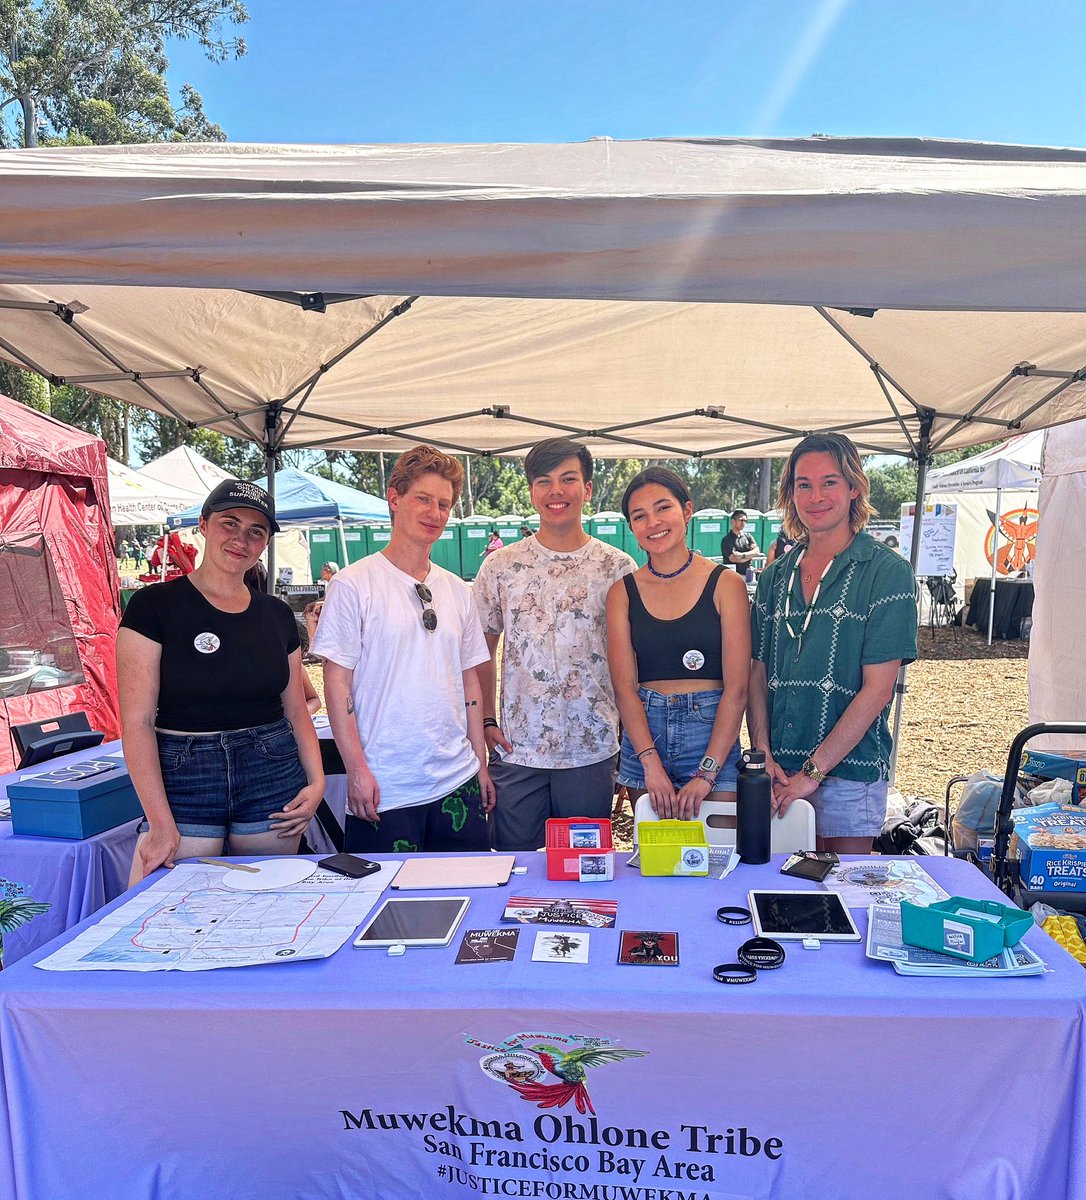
[624,566,724,682]
[120,576,299,731]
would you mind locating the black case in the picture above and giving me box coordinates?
[779,852,838,883]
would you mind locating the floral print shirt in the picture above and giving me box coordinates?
[474,536,635,769]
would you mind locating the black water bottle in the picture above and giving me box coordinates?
[736,750,772,864]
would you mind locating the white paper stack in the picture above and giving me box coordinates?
[865,904,1046,977]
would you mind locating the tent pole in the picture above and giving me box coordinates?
[264,407,278,593]
[988,490,1002,645]
[337,517,347,568]
[889,412,933,785]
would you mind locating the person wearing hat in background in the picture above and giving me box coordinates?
[116,479,325,882]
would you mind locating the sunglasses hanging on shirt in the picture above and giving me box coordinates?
[414,582,438,632]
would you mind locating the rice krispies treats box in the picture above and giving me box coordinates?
[1012,807,1086,892]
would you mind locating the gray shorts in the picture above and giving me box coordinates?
[489,752,619,852]
[808,776,888,840]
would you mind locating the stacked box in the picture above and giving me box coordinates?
[1012,806,1086,893]
[1020,749,1086,804]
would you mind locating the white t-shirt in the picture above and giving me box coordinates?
[473,535,635,769]
[312,553,490,810]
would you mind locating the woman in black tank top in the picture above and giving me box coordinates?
[606,468,751,821]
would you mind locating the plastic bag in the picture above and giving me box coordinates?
[950,771,1017,852]
[1026,778,1075,808]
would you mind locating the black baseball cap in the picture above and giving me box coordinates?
[200,480,280,533]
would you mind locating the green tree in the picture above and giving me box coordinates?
[0,0,247,148]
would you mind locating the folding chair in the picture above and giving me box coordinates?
[925,573,959,636]
[633,793,816,853]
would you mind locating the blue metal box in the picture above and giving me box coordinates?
[8,757,142,839]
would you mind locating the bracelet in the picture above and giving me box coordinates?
[635,747,659,761]
[482,718,499,729]
[737,937,786,971]
[712,963,757,985]
[693,769,718,787]
[716,906,752,926]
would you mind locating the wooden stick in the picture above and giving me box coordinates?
[199,857,261,874]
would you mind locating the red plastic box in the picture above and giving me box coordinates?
[545,817,614,881]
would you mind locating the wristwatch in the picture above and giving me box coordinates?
[801,758,827,784]
[699,755,719,774]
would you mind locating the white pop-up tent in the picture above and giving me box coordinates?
[106,456,203,526]
[137,446,234,497]
[926,430,1043,643]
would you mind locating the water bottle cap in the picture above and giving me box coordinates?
[742,750,767,768]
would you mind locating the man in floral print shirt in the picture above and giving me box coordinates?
[474,438,636,850]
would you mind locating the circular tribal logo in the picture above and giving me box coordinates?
[682,649,705,671]
[193,632,221,654]
[480,1052,544,1087]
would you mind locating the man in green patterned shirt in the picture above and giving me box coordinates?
[748,433,917,853]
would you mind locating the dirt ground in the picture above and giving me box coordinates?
[304,624,1030,849]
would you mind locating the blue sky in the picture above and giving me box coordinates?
[168,0,1086,146]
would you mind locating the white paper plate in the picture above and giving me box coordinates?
[222,858,317,891]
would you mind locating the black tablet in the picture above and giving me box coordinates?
[748,890,861,942]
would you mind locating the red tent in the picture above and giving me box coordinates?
[0,393,121,772]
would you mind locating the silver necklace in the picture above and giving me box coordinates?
[783,549,835,652]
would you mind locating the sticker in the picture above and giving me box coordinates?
[682,649,705,671]
[677,846,709,875]
[193,632,221,654]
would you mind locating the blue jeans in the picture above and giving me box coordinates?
[617,688,741,792]
[150,718,307,838]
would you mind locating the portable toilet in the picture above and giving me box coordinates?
[690,509,730,563]
[342,526,366,565]
[762,510,785,555]
[740,508,765,554]
[308,528,344,578]
[458,516,492,580]
[430,517,462,577]
[493,514,526,549]
[362,522,392,559]
[588,512,626,556]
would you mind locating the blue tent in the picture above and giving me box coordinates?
[167,465,388,528]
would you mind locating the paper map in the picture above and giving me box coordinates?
[818,859,950,908]
[36,860,398,972]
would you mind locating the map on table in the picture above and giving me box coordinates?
[35,860,399,972]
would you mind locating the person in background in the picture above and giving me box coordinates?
[519,524,533,539]
[315,446,493,853]
[483,530,504,558]
[766,527,798,565]
[474,437,636,851]
[116,480,324,882]
[720,510,760,576]
[304,561,340,655]
[119,538,130,563]
[607,467,750,819]
[747,433,918,853]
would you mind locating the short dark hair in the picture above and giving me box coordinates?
[621,467,692,522]
[524,437,593,485]
[731,509,747,522]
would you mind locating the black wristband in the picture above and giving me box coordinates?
[713,963,757,985]
[482,718,499,729]
[716,906,752,926]
[737,936,786,971]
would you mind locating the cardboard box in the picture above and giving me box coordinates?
[1020,749,1086,804]
[8,757,142,839]
[1011,807,1086,893]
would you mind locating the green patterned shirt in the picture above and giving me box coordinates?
[751,531,918,782]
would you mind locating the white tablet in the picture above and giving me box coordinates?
[748,890,862,942]
[353,896,471,948]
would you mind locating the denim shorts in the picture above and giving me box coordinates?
[617,688,741,792]
[149,718,307,838]
[808,776,889,839]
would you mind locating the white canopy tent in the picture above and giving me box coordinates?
[137,446,235,497]
[105,456,203,526]
[3,135,1086,782]
[926,430,1043,643]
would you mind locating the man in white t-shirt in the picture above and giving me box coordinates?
[313,445,493,853]
[474,438,636,850]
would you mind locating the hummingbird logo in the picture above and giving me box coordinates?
[467,1032,647,1115]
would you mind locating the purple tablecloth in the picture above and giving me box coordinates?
[1,852,1083,1200]
[0,739,138,965]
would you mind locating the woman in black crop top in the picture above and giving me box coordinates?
[117,481,324,882]
[606,468,751,820]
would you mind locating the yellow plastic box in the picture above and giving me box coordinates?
[637,820,710,877]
